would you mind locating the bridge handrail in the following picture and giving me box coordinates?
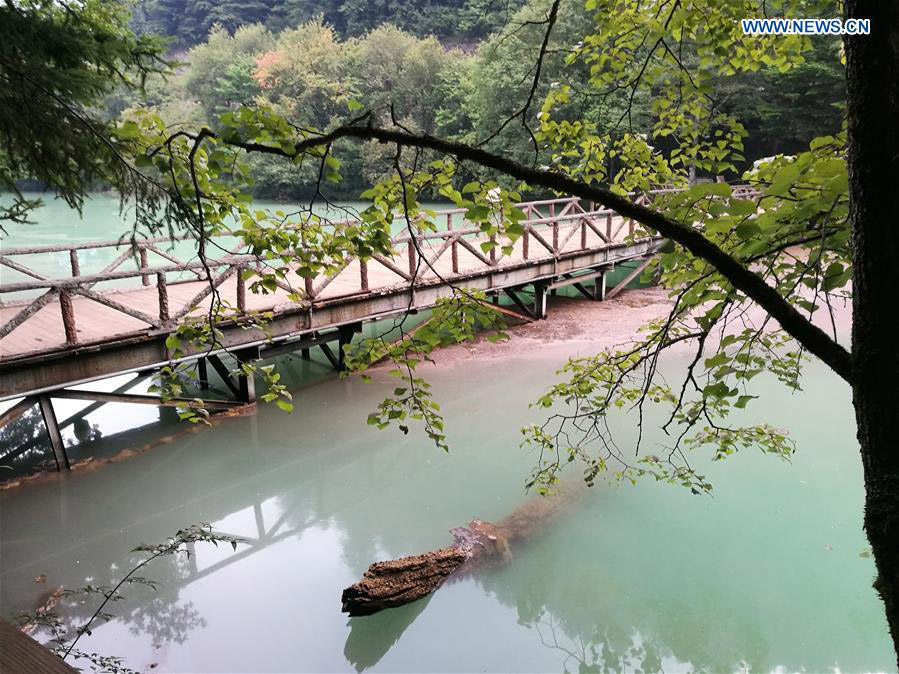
[0,196,641,289]
[0,206,642,294]
[0,185,754,351]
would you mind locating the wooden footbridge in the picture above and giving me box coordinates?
[0,195,667,470]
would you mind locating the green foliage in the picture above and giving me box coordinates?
[0,0,168,227]
[346,292,509,451]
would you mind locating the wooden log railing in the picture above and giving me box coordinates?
[0,189,728,353]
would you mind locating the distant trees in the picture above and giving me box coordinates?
[131,0,527,48]
[128,19,465,198]
[124,0,844,200]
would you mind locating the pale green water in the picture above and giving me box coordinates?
[0,348,892,672]
[0,195,892,672]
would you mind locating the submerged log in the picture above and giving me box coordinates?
[341,481,584,616]
[340,546,467,616]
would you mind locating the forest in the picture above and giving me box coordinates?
[132,0,527,46]
[117,0,846,200]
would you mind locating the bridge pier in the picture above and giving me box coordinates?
[238,370,256,404]
[533,281,549,320]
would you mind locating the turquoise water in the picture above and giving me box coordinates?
[0,195,891,672]
[0,346,891,672]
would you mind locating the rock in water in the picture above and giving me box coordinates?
[340,545,468,616]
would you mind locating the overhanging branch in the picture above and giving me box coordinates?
[183,123,853,383]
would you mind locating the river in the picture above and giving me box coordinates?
[0,194,893,672]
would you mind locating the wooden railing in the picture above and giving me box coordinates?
[0,187,752,353]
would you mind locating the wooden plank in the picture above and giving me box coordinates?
[38,395,69,471]
[0,618,77,673]
[0,396,38,429]
[605,256,656,299]
[547,268,609,290]
[49,388,243,409]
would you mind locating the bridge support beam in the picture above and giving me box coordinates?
[533,281,549,320]
[503,288,536,319]
[317,322,362,372]
[592,272,606,301]
[197,358,209,390]
[38,395,69,471]
[606,256,655,300]
[238,371,256,404]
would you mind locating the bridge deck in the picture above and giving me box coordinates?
[0,197,661,399]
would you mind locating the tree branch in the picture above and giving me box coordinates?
[186,123,853,383]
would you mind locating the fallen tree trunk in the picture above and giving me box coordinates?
[341,481,583,616]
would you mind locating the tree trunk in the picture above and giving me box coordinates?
[341,482,585,616]
[844,0,899,664]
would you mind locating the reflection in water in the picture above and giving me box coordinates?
[0,352,893,672]
[344,597,432,671]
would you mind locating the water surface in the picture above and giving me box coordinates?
[0,347,891,672]
[0,194,891,672]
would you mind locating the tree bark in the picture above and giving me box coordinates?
[341,482,585,616]
[844,0,899,664]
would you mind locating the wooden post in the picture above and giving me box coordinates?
[533,281,548,320]
[522,227,529,260]
[238,371,256,403]
[489,234,497,265]
[197,358,209,390]
[305,276,314,299]
[236,265,246,313]
[606,213,613,240]
[592,271,606,301]
[337,324,356,371]
[38,395,69,471]
[235,351,257,403]
[408,241,417,279]
[551,203,558,252]
[139,246,150,286]
[580,219,587,249]
[448,214,459,274]
[360,258,369,291]
[59,289,77,345]
[69,249,80,277]
[156,272,170,323]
